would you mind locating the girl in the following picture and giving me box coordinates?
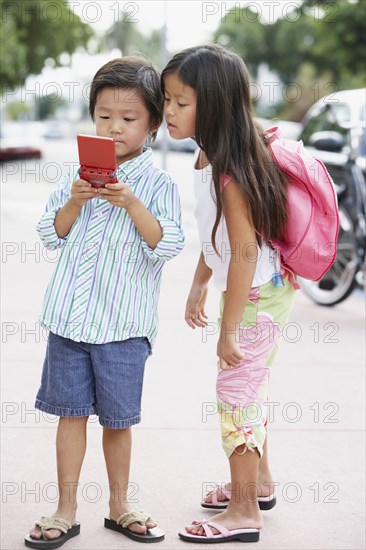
[162,44,297,543]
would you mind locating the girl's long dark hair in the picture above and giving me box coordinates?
[161,44,288,249]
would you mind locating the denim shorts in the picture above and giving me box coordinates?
[35,332,151,428]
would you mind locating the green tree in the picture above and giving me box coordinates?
[104,20,166,68]
[270,0,366,83]
[37,93,67,120]
[213,7,266,78]
[304,0,366,84]
[4,99,31,120]
[213,0,365,120]
[215,0,366,84]
[0,0,94,92]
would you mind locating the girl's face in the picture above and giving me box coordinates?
[163,73,196,140]
[94,87,158,165]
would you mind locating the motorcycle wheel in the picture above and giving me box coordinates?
[299,204,359,306]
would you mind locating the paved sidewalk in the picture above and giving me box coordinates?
[1,145,365,549]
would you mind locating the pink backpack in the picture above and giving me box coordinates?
[266,127,339,282]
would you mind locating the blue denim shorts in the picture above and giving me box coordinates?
[35,332,151,428]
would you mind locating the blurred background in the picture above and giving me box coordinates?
[1,0,365,133]
[0,4,365,549]
[1,0,365,304]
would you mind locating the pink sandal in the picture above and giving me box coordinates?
[201,483,276,511]
[178,517,260,543]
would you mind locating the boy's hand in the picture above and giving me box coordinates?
[98,181,136,209]
[70,178,97,207]
[185,285,209,329]
[217,330,244,370]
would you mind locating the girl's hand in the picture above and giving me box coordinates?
[98,181,136,209]
[217,330,244,370]
[70,178,97,207]
[185,285,209,329]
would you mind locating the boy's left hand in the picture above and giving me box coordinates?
[98,181,136,209]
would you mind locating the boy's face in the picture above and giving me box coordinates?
[94,87,158,165]
[163,73,196,140]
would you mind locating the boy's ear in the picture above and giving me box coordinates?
[150,121,161,134]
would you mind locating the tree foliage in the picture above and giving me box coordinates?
[213,0,366,118]
[278,0,366,82]
[104,20,165,68]
[212,10,266,79]
[0,0,94,92]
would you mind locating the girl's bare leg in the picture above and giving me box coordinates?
[257,436,275,497]
[203,435,275,503]
[188,446,263,535]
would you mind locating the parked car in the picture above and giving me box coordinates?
[0,122,42,161]
[300,88,365,174]
[297,88,365,305]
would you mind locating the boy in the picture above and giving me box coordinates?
[25,57,184,548]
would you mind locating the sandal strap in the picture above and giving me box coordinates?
[35,516,71,536]
[116,510,150,528]
[205,520,230,536]
[191,518,230,538]
[208,483,231,506]
[201,522,214,538]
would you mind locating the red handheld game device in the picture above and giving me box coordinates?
[77,134,118,188]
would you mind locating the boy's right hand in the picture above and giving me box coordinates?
[70,178,98,207]
[185,285,209,329]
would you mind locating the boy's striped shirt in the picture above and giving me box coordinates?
[37,148,184,345]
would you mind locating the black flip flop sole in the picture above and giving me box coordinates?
[201,495,277,511]
[179,530,260,543]
[104,517,165,543]
[24,523,80,550]
[258,495,277,510]
[201,501,229,510]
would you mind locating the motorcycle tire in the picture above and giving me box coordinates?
[299,203,359,306]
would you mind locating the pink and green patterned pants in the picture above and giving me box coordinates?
[217,274,296,458]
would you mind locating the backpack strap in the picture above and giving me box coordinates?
[265,126,280,144]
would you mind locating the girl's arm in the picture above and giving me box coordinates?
[192,251,213,287]
[185,251,212,329]
[218,179,258,369]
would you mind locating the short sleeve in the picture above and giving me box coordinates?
[220,174,232,192]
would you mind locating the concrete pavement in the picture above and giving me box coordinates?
[1,141,365,549]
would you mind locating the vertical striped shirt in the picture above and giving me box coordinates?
[37,147,184,346]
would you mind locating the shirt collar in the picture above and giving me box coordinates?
[116,147,154,183]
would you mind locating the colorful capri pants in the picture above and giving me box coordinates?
[217,274,296,458]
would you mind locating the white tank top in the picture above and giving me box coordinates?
[193,153,275,291]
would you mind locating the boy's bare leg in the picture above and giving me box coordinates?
[103,427,157,534]
[204,436,275,502]
[29,416,88,540]
[188,447,263,534]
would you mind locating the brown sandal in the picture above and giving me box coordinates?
[24,516,80,549]
[104,510,164,543]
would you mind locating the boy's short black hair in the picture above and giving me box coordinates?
[89,56,163,141]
